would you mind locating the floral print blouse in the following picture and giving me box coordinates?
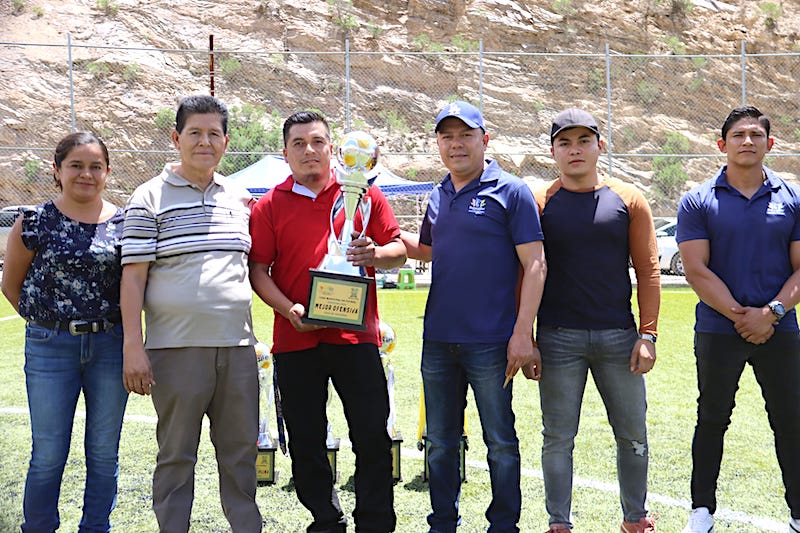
[18,201,124,322]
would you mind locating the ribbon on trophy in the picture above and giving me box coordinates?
[273,365,287,455]
[325,378,337,448]
[255,342,287,454]
[379,321,398,438]
[386,361,396,437]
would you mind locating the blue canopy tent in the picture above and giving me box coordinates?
[226,155,434,198]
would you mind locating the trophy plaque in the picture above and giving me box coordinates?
[303,131,378,331]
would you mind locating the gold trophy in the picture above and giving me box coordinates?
[255,342,278,484]
[303,131,378,331]
[380,321,404,481]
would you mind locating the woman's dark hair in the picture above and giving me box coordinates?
[175,95,229,134]
[54,131,110,169]
[53,132,110,190]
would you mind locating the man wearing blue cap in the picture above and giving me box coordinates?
[402,101,547,533]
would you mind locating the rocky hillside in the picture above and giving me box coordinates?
[1,0,800,214]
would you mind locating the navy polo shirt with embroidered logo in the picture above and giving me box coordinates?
[677,165,800,334]
[420,159,543,343]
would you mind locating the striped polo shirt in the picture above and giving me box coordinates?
[122,163,255,349]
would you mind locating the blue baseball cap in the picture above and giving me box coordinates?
[434,101,485,132]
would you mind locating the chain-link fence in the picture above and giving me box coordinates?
[3,37,800,219]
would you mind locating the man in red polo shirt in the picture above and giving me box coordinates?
[249,110,406,533]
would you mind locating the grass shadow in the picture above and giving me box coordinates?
[280,477,296,493]
[339,474,355,493]
[402,472,428,492]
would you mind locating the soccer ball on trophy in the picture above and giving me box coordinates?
[338,130,379,182]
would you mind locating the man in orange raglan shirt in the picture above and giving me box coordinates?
[532,108,661,533]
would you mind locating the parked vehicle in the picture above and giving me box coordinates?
[628,217,676,270]
[653,216,675,230]
[0,206,30,265]
[656,220,684,276]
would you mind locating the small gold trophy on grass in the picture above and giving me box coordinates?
[255,342,278,484]
[380,321,404,482]
[303,131,379,331]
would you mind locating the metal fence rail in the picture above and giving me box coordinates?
[2,37,799,215]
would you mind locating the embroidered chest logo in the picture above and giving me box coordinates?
[767,201,785,216]
[468,197,487,215]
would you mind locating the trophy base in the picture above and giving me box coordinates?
[256,443,278,485]
[390,432,403,482]
[421,432,468,483]
[303,269,373,331]
[327,437,341,484]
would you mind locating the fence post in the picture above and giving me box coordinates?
[478,40,484,111]
[209,34,215,96]
[605,43,613,176]
[740,40,747,106]
[345,39,351,132]
[68,32,76,132]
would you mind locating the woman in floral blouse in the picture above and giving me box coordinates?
[1,132,128,532]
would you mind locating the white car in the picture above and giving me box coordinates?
[653,216,675,231]
[0,206,29,264]
[656,220,684,276]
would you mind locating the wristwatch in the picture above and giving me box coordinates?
[639,333,657,344]
[768,300,786,323]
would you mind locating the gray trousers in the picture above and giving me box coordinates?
[148,346,262,533]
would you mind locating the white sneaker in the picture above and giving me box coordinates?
[789,516,800,532]
[682,507,714,533]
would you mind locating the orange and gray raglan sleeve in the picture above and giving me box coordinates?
[614,181,661,336]
[533,179,561,216]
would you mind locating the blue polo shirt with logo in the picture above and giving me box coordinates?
[676,165,800,334]
[420,159,543,343]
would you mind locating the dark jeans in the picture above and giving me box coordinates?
[421,341,520,533]
[691,332,800,518]
[274,343,396,533]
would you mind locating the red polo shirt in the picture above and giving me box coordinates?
[250,172,400,354]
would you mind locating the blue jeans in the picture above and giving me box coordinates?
[22,323,128,533]
[421,340,520,533]
[691,332,800,517]
[537,326,648,528]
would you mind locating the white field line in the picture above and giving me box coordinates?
[0,407,785,531]
[0,315,22,322]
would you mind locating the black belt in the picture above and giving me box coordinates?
[28,313,121,336]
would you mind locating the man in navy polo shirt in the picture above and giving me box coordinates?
[402,101,546,533]
[677,106,800,533]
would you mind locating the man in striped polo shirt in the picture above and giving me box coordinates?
[120,95,262,532]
